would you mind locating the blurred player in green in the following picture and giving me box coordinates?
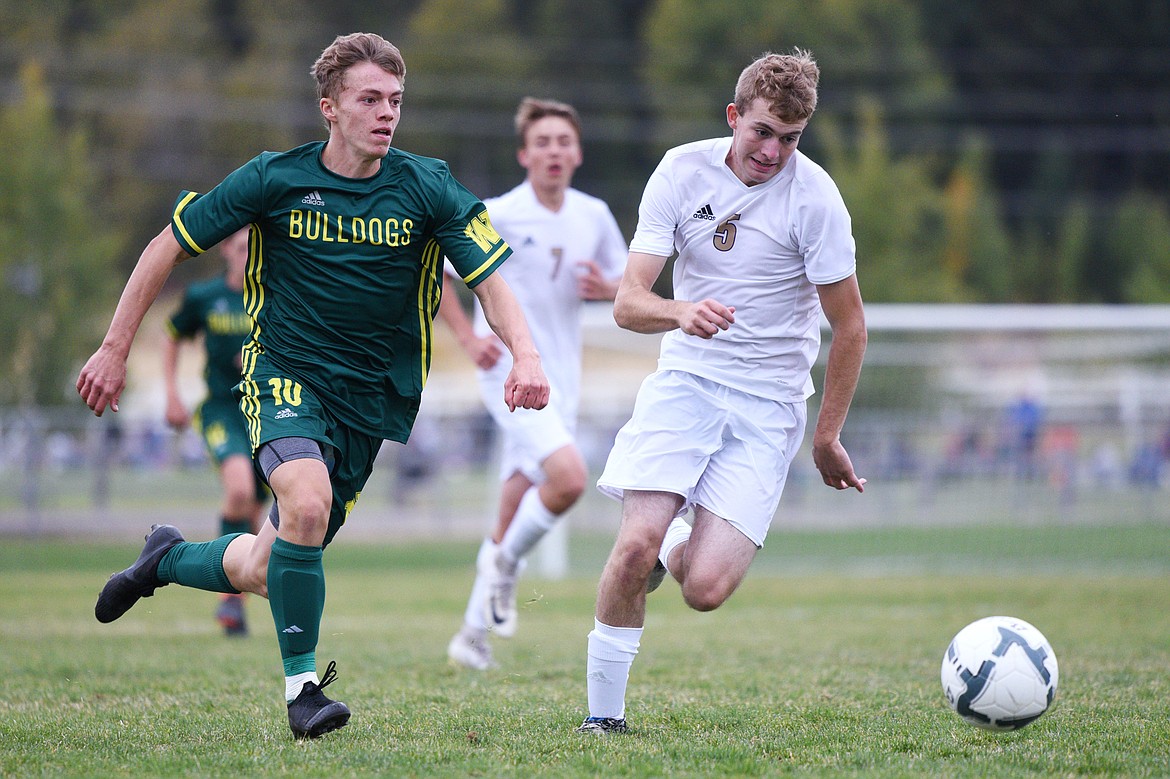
[77,32,549,740]
[162,226,268,636]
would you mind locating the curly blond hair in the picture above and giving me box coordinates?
[734,49,820,123]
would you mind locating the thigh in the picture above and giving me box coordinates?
[620,489,684,539]
[267,456,333,545]
[219,453,260,494]
[605,490,685,570]
[685,503,759,589]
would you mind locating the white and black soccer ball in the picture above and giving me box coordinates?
[941,615,1059,731]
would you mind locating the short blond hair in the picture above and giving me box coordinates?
[311,32,406,101]
[734,50,820,123]
[514,97,582,148]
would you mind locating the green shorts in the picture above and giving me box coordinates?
[236,353,383,547]
[195,398,269,503]
[195,398,253,462]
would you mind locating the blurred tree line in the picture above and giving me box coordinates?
[2,0,1169,408]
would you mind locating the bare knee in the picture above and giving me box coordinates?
[543,470,586,512]
[282,488,330,522]
[271,479,332,543]
[680,572,739,612]
[605,534,661,588]
[222,484,257,519]
[540,449,587,514]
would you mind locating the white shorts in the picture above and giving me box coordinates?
[597,370,806,546]
[478,364,576,483]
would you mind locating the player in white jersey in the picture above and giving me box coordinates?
[440,97,627,670]
[578,50,868,735]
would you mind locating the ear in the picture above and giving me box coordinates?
[517,146,529,170]
[726,103,738,130]
[320,97,337,124]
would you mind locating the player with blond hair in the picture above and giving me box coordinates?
[579,50,867,734]
[78,32,549,740]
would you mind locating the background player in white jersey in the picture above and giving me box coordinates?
[440,97,627,670]
[578,50,868,734]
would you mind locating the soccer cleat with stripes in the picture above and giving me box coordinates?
[576,716,629,735]
[95,524,185,623]
[287,660,350,739]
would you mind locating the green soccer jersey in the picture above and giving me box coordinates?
[169,141,511,440]
[166,276,250,404]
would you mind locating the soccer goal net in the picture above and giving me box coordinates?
[4,305,1170,559]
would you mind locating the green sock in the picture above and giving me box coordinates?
[220,516,251,536]
[268,537,324,677]
[156,534,242,593]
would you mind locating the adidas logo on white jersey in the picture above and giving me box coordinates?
[692,203,715,220]
[274,408,299,420]
[301,190,325,206]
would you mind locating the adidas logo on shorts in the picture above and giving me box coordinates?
[692,203,715,220]
[274,408,299,420]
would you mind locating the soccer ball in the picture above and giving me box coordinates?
[940,615,1058,731]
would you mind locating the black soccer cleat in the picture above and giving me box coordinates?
[576,716,629,735]
[216,593,248,637]
[95,524,185,623]
[646,560,668,594]
[287,660,351,740]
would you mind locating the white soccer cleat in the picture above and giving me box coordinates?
[447,628,496,671]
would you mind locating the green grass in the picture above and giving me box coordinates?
[2,526,1169,777]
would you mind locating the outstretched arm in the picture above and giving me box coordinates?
[470,273,549,411]
[613,251,736,338]
[77,227,192,416]
[812,273,867,492]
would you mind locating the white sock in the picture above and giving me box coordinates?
[586,619,642,719]
[285,670,319,703]
[660,517,692,576]
[461,537,497,630]
[498,487,557,565]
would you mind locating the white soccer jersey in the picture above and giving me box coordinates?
[473,181,627,416]
[630,138,857,402]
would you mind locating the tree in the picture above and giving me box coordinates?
[944,141,1020,302]
[819,100,967,302]
[640,0,951,152]
[1115,193,1170,303]
[0,62,122,408]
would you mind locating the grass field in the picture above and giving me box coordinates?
[2,525,1168,777]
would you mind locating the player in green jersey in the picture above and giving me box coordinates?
[163,226,269,637]
[77,32,549,740]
